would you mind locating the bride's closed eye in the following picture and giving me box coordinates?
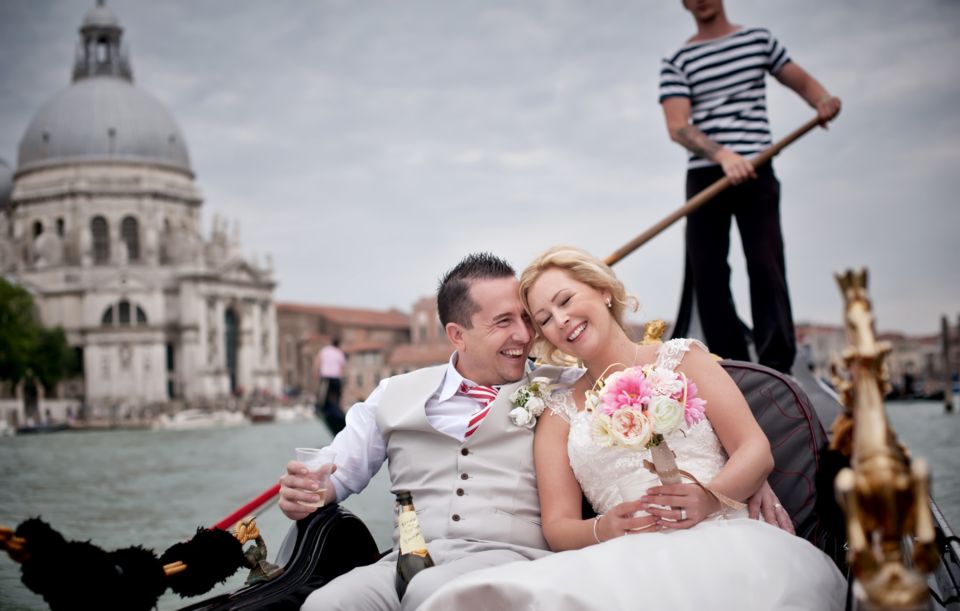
[536,295,572,327]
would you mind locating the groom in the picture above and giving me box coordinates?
[278,252,790,610]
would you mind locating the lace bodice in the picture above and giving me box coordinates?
[548,338,746,517]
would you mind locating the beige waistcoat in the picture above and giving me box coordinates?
[375,364,568,556]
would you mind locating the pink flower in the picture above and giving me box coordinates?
[683,381,706,425]
[598,370,652,417]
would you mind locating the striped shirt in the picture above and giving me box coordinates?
[659,27,791,169]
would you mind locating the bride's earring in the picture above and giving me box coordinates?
[605,298,612,308]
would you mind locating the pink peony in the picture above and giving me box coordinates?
[609,408,653,448]
[599,370,652,417]
[683,381,707,425]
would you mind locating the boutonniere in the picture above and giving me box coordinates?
[508,376,553,429]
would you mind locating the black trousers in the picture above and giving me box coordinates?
[685,163,796,373]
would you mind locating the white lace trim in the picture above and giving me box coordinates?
[655,337,709,371]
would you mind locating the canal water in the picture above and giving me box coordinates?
[0,400,957,610]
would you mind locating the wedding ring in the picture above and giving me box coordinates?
[679,508,687,521]
[774,503,784,510]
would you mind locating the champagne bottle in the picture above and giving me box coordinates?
[394,490,434,599]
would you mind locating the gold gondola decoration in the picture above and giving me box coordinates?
[831,268,939,609]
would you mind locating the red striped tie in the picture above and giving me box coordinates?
[460,382,499,438]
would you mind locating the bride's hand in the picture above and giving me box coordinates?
[595,501,659,541]
[640,483,721,530]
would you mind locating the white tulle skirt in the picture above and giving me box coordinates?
[419,518,846,611]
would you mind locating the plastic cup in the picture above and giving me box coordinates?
[295,447,337,508]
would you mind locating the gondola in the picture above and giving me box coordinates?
[3,119,958,610]
[178,344,960,610]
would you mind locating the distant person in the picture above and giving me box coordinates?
[316,338,346,411]
[660,0,841,373]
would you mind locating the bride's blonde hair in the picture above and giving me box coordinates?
[519,245,639,365]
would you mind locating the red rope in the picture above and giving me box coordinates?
[213,484,281,531]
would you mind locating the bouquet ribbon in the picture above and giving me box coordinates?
[642,458,747,513]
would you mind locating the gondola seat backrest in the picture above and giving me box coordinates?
[720,360,845,566]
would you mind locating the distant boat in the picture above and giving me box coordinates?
[248,404,315,424]
[274,404,315,423]
[152,409,249,431]
[248,405,275,423]
[16,422,71,435]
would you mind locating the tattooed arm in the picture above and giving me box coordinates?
[661,97,756,185]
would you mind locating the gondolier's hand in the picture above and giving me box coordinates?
[747,481,795,535]
[278,460,337,521]
[715,148,757,185]
[815,95,842,128]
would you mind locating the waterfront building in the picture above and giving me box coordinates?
[277,296,454,407]
[0,2,281,415]
[276,302,410,405]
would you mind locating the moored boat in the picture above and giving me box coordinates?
[152,409,249,431]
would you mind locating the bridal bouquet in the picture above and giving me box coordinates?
[586,364,706,484]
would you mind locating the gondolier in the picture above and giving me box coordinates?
[659,0,841,373]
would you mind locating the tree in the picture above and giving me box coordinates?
[0,278,78,394]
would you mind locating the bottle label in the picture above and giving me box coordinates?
[397,510,428,554]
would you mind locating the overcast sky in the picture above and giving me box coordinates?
[1,1,958,335]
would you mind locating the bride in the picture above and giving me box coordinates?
[421,246,846,610]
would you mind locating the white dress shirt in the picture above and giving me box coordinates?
[326,353,505,502]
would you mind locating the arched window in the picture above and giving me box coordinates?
[91,216,110,264]
[118,300,131,325]
[33,221,43,237]
[121,216,139,261]
[101,301,147,326]
[96,38,108,63]
[56,218,64,236]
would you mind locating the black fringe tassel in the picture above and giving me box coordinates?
[13,518,247,610]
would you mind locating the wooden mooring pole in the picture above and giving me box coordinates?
[943,315,954,413]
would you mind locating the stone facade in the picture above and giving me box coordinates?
[0,2,280,411]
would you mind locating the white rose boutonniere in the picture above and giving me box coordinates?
[509,376,552,429]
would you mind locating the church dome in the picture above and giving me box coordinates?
[15,1,192,176]
[17,77,192,175]
[82,2,119,29]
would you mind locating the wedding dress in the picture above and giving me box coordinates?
[420,339,846,610]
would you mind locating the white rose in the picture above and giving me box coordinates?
[525,396,545,416]
[509,407,536,429]
[648,395,685,435]
[531,376,553,386]
[510,388,523,403]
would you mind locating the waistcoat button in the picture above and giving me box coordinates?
[461,448,469,456]
[452,514,461,522]
[460,473,468,480]
[456,488,464,496]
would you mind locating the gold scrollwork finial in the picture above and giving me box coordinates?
[831,268,938,609]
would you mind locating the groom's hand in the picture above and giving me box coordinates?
[278,460,334,521]
[747,481,795,534]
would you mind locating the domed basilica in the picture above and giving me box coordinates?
[0,1,281,409]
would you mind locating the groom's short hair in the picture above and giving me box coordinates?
[438,253,515,329]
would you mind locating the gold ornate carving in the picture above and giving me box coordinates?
[832,268,938,609]
[641,319,667,345]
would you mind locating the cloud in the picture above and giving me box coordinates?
[1,0,957,334]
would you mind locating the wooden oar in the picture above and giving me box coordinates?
[604,115,822,267]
